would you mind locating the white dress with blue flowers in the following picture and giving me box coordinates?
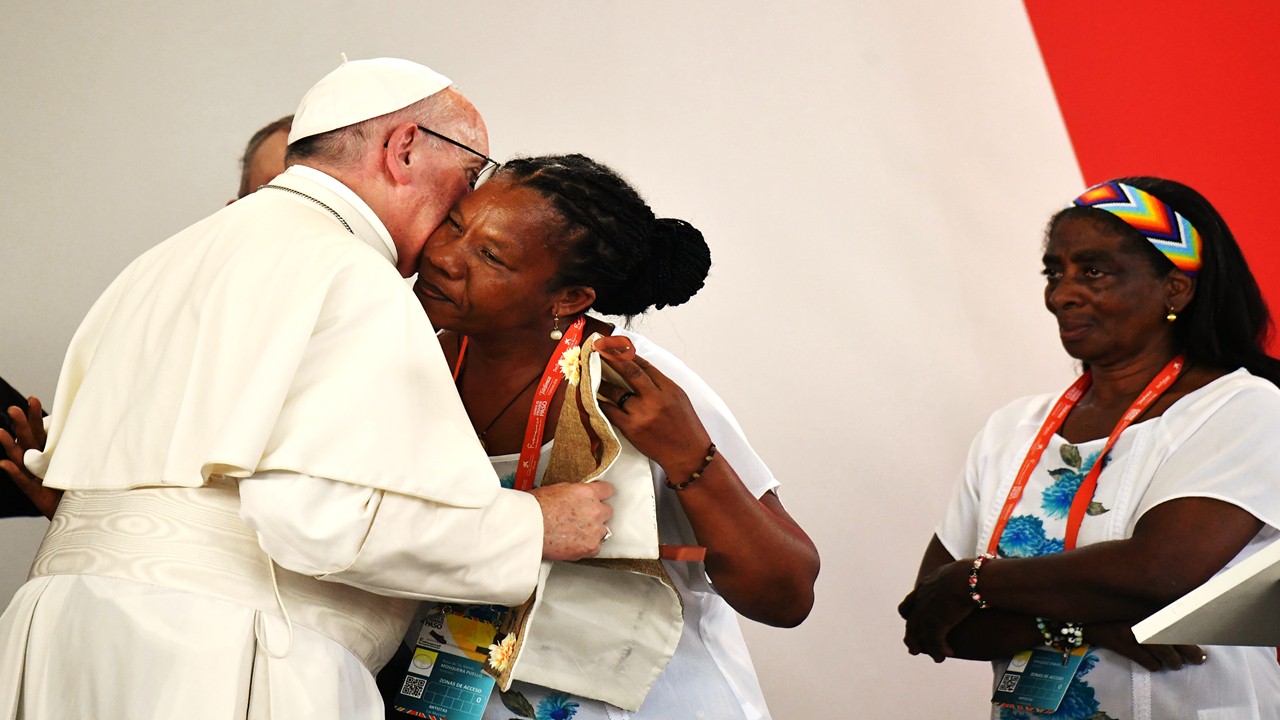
[939,369,1280,720]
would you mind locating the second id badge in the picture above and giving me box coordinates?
[991,644,1091,715]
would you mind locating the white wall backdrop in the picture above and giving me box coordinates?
[1,2,1087,715]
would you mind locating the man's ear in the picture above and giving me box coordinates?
[554,286,596,318]
[384,123,420,185]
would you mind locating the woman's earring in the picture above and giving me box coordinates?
[1166,307,1178,323]
[550,313,563,340]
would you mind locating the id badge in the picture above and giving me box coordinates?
[991,644,1090,715]
[389,603,509,719]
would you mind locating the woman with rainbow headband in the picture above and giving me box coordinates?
[899,177,1280,719]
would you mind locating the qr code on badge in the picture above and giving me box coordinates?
[996,673,1021,693]
[400,674,427,699]
[423,606,446,630]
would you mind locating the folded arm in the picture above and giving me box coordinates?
[901,494,1258,662]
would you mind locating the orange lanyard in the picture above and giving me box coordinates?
[985,356,1185,555]
[452,316,586,492]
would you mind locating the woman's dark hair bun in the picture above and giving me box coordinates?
[590,218,711,316]
[642,217,712,310]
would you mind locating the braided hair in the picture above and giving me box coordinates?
[495,154,711,319]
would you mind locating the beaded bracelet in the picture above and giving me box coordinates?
[967,553,996,609]
[1036,617,1084,662]
[666,443,717,491]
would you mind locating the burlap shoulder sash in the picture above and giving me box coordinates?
[490,334,684,712]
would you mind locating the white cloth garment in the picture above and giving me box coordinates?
[0,166,544,720]
[938,369,1280,720]
[473,329,776,720]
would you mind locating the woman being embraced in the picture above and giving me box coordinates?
[899,177,1280,719]
[392,154,819,720]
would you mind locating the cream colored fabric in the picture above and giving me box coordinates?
[476,328,773,720]
[0,165,545,719]
[545,340,659,561]
[0,475,543,719]
[494,335,683,711]
[0,574,385,720]
[239,469,542,605]
[26,166,498,508]
[31,479,417,670]
[506,561,683,712]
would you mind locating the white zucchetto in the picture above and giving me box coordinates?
[288,57,452,144]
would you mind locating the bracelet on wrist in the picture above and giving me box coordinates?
[967,553,996,610]
[666,443,717,491]
[1035,617,1084,661]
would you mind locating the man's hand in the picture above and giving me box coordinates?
[531,481,614,561]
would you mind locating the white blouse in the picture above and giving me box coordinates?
[938,369,1280,720]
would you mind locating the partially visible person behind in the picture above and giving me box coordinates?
[0,59,612,720]
[899,177,1280,719]
[0,378,44,517]
[234,114,292,201]
[379,154,819,719]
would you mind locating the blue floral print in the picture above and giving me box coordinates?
[535,692,580,720]
[994,443,1114,719]
[1041,450,1100,519]
[498,688,581,720]
[997,515,1051,558]
[1037,537,1065,555]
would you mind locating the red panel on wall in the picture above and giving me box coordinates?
[1025,2,1280,343]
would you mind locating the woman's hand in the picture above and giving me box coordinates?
[1,397,61,520]
[1084,622,1206,672]
[588,334,819,628]
[901,558,977,662]
[590,336,713,479]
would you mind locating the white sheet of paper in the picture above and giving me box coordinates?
[1133,536,1280,645]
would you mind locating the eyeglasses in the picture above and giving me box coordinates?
[417,126,499,189]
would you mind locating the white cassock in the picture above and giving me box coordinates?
[0,166,543,719]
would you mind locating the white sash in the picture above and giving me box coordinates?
[30,478,416,671]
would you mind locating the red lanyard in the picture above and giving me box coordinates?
[452,316,586,492]
[985,356,1185,555]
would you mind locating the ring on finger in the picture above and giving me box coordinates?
[616,391,635,411]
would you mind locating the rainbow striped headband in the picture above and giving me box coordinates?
[1072,182,1202,275]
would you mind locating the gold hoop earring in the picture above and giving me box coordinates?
[1166,307,1178,323]
[550,312,563,340]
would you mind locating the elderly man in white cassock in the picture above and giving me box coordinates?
[0,58,614,719]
